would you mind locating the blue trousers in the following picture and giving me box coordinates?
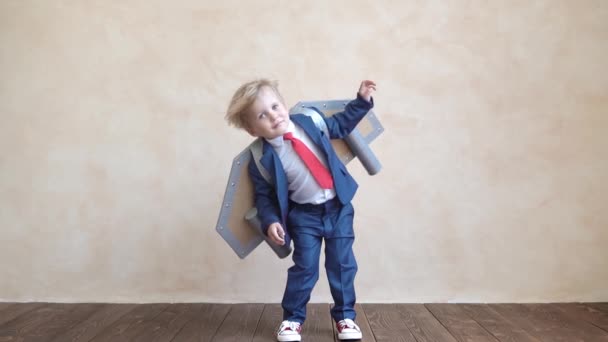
[282,198,358,324]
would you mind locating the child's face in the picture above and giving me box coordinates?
[245,86,289,139]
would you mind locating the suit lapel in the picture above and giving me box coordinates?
[259,141,275,181]
[259,140,289,220]
[292,114,335,162]
[260,140,288,194]
[291,115,323,147]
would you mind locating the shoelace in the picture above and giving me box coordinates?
[339,319,357,329]
[279,321,301,333]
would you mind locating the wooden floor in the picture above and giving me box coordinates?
[1,302,607,341]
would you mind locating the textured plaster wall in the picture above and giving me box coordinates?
[1,1,607,303]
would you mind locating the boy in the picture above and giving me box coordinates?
[226,79,376,341]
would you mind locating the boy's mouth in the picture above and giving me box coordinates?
[272,120,285,129]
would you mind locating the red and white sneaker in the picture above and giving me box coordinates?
[277,320,302,342]
[336,319,362,340]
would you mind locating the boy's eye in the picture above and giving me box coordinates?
[272,104,278,110]
[258,113,266,119]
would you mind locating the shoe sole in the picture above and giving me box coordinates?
[277,335,301,342]
[338,331,363,340]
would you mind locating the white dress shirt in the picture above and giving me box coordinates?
[265,121,336,204]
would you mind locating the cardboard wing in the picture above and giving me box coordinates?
[216,99,384,259]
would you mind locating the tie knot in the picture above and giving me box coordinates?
[283,132,294,140]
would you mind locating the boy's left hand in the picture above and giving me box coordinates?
[358,80,376,102]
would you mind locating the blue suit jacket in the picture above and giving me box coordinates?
[248,95,374,245]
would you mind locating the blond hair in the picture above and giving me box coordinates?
[225,79,284,129]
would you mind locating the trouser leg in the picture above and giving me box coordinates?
[325,236,358,322]
[323,202,358,322]
[281,232,322,323]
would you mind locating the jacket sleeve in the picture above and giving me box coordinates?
[248,157,281,235]
[324,94,374,139]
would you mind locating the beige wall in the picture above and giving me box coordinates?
[1,1,607,303]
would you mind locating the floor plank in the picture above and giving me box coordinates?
[50,303,137,342]
[0,302,46,326]
[459,304,541,342]
[555,303,608,333]
[527,303,608,341]
[394,304,457,342]
[23,303,103,342]
[128,303,203,342]
[170,303,231,342]
[87,303,169,342]
[589,303,608,315]
[0,303,76,341]
[252,304,283,342]
[211,303,264,342]
[490,303,608,342]
[425,304,499,342]
[363,304,417,342]
[304,303,333,342]
[0,303,14,311]
[489,304,556,342]
[354,303,376,342]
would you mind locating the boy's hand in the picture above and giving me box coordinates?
[358,80,377,102]
[267,222,286,245]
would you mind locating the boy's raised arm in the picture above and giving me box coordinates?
[322,80,377,139]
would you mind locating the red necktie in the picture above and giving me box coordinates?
[283,132,334,189]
